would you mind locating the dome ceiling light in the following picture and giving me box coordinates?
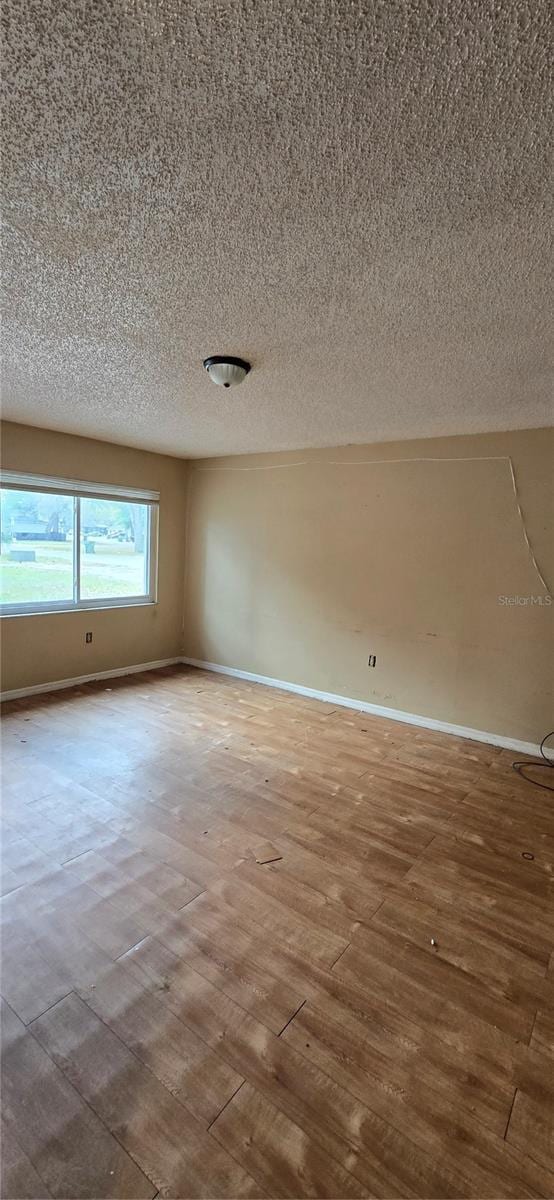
[203,355,251,388]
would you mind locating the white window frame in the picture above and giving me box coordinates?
[0,471,159,617]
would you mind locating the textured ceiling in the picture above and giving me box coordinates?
[2,1,552,458]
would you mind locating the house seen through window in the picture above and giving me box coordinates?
[0,477,158,614]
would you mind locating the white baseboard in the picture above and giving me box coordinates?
[1,651,542,757]
[181,656,542,757]
[0,657,182,702]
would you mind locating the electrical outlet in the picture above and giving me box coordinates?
[85,632,93,644]
[368,654,376,667]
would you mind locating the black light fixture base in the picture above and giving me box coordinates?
[203,356,251,374]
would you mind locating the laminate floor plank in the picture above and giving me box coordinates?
[531,1007,554,1058]
[30,993,262,1199]
[50,881,155,959]
[334,941,535,1074]
[394,861,553,966]
[281,992,513,1137]
[1,999,155,1199]
[1,908,115,996]
[279,997,554,1199]
[506,1088,554,1172]
[0,834,58,890]
[210,1082,367,1199]
[63,848,201,924]
[1,1118,53,1200]
[0,933,72,1024]
[75,960,244,1125]
[2,664,553,1199]
[207,872,349,968]
[370,890,552,1008]
[280,822,417,890]
[153,908,306,1033]
[349,923,535,1041]
[120,939,472,1197]
[231,856,361,941]
[266,837,385,922]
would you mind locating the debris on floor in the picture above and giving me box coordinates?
[251,842,283,864]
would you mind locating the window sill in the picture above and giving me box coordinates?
[0,600,157,618]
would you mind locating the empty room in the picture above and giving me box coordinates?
[1,2,553,1199]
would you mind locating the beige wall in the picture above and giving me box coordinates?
[1,422,188,692]
[184,428,554,744]
[2,421,552,744]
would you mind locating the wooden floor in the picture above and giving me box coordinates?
[1,666,553,1200]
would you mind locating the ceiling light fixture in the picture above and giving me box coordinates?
[203,355,251,388]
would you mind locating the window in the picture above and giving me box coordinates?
[0,472,159,615]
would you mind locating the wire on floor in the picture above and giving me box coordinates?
[512,732,554,791]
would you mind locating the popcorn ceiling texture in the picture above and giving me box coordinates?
[2,0,552,457]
